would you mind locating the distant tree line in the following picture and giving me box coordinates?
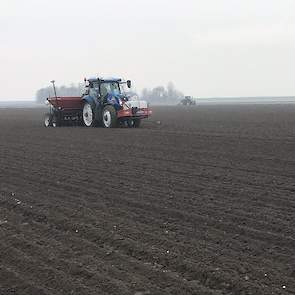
[36,82,184,104]
[141,82,184,104]
[35,84,83,104]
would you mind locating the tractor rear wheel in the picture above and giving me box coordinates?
[102,105,117,128]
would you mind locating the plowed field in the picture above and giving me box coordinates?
[0,105,295,295]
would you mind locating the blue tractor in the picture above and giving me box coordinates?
[45,77,151,128]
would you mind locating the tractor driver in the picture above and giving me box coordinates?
[100,84,108,98]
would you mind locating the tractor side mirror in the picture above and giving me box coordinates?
[127,80,131,88]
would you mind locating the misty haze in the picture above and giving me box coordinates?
[1,1,295,295]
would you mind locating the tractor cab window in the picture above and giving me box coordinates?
[89,82,99,97]
[93,82,99,91]
[119,83,128,95]
[100,82,120,97]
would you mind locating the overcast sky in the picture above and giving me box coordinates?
[0,0,295,100]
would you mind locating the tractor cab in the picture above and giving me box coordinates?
[84,77,131,99]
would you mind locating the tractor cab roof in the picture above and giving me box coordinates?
[87,77,122,83]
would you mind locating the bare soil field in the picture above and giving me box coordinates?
[0,105,295,295]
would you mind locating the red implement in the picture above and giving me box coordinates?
[117,108,152,119]
[47,97,83,110]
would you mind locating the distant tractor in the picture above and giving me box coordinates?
[44,77,152,128]
[179,96,197,106]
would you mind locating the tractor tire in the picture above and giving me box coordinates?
[102,105,117,128]
[44,113,52,127]
[133,119,141,128]
[126,118,141,128]
[82,102,96,127]
[126,119,134,128]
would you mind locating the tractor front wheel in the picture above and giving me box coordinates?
[83,102,95,127]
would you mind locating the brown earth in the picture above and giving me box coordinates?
[0,105,295,295]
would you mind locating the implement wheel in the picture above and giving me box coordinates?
[44,113,52,127]
[126,119,141,128]
[52,114,60,127]
[133,119,141,128]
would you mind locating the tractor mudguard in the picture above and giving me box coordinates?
[82,95,101,121]
[82,95,96,109]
